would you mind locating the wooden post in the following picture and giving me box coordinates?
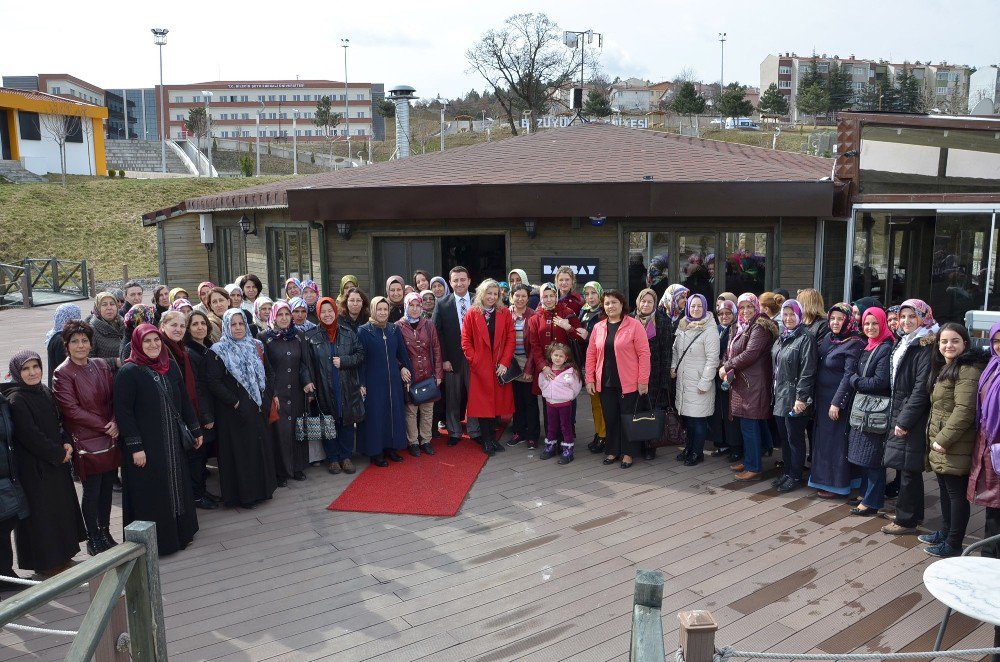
[679,610,719,662]
[631,570,665,662]
[19,271,31,309]
[81,259,90,298]
[88,570,131,662]
[51,258,60,293]
[123,521,166,662]
[121,264,129,285]
[88,268,97,299]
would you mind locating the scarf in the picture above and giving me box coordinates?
[508,269,530,289]
[827,302,858,344]
[300,279,319,297]
[284,277,302,298]
[718,292,737,305]
[685,294,709,322]
[369,296,390,328]
[862,307,895,352]
[429,276,451,299]
[197,281,215,303]
[582,281,604,312]
[891,324,930,386]
[211,309,266,406]
[168,287,187,305]
[900,298,936,330]
[317,297,339,344]
[733,293,760,340]
[162,331,200,419]
[780,299,803,340]
[268,300,297,339]
[170,298,193,313]
[633,288,658,339]
[646,254,668,287]
[853,296,882,319]
[253,296,274,327]
[123,304,157,335]
[288,296,307,313]
[976,321,1000,446]
[403,292,423,323]
[659,284,689,321]
[125,324,170,375]
[46,303,82,343]
[539,282,558,310]
[8,350,42,385]
[887,305,903,338]
[385,275,405,296]
[340,274,359,296]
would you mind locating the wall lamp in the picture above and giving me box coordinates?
[589,215,606,227]
[238,213,258,236]
[337,222,353,241]
[523,219,537,239]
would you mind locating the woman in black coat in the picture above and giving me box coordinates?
[632,288,673,461]
[304,297,365,474]
[206,309,278,509]
[711,300,743,460]
[114,325,202,556]
[2,350,85,575]
[0,381,30,588]
[846,307,895,516]
[182,310,219,509]
[882,299,936,535]
[261,301,315,484]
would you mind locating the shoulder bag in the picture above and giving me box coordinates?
[409,378,441,404]
[150,368,198,453]
[621,393,665,443]
[848,352,891,435]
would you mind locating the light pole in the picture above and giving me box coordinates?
[292,109,299,175]
[341,38,350,167]
[202,90,213,177]
[436,94,447,152]
[151,28,168,173]
[719,32,727,93]
[255,101,263,176]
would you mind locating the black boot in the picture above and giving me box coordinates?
[99,527,118,549]
[86,531,105,556]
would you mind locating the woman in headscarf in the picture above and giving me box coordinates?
[206,309,277,509]
[658,284,690,333]
[507,283,539,449]
[2,350,85,575]
[120,304,157,362]
[226,284,256,330]
[577,282,608,454]
[396,292,443,457]
[170,298,194,316]
[205,286,232,343]
[809,302,864,498]
[261,301,315,485]
[168,287,189,306]
[193,281,215,315]
[886,305,901,335]
[420,290,436,319]
[339,274,360,299]
[88,291,125,363]
[237,274,263,316]
[288,296,317,332]
[385,275,407,324]
[182,310,218,508]
[846,307,895,516]
[461,280,515,457]
[45,302,82,387]
[304,297,365,474]
[852,297,883,328]
[300,280,320,323]
[284,277,302,301]
[252,296,274,337]
[429,276,451,301]
[632,287,673,461]
[507,269,539,309]
[114,324,202,555]
[671,294,721,466]
[722,293,779,481]
[881,299,936,536]
[357,297,412,466]
[153,285,171,324]
[711,299,742,460]
[646,254,669,301]
[338,287,369,334]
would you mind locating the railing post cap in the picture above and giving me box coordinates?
[678,610,718,631]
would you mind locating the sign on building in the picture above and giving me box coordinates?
[540,258,600,284]
[521,116,649,129]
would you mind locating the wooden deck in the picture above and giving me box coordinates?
[1,304,996,661]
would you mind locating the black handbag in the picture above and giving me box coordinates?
[409,378,441,404]
[848,353,891,435]
[149,368,197,452]
[621,394,665,443]
[497,359,523,385]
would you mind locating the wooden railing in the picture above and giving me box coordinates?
[0,262,24,300]
[0,521,167,661]
[0,257,89,307]
[631,569,667,662]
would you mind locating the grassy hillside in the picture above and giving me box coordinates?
[0,175,289,279]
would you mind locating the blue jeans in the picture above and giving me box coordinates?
[683,416,710,457]
[859,466,885,510]
[776,415,810,481]
[738,418,768,473]
[324,418,356,462]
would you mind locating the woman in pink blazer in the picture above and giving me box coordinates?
[585,289,651,468]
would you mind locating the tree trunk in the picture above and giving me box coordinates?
[60,143,67,187]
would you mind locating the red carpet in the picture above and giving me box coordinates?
[327,434,490,517]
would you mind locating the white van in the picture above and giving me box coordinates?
[724,117,761,131]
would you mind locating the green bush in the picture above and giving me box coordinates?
[107,170,116,178]
[238,154,255,177]
[118,169,126,178]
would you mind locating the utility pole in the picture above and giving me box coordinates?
[255,101,264,176]
[719,32,727,94]
[151,28,168,173]
[342,38,350,167]
[202,90,213,177]
[437,94,447,152]
[292,109,299,175]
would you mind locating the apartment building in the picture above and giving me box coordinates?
[609,78,656,113]
[158,80,386,142]
[968,65,1000,115]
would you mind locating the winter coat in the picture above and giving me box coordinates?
[723,314,779,420]
[526,305,581,397]
[585,316,652,395]
[770,325,818,417]
[968,429,1000,509]
[303,326,365,425]
[804,318,830,343]
[184,341,217,427]
[0,391,29,521]
[396,317,443,386]
[52,358,121,480]
[671,318,720,418]
[846,340,893,468]
[461,307,515,419]
[926,349,988,476]
[86,314,125,362]
[632,310,673,407]
[884,333,936,472]
[538,366,582,406]
[510,306,538,378]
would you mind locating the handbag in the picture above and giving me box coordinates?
[848,353,891,435]
[621,394,665,443]
[498,359,523,385]
[296,412,337,444]
[148,368,198,452]
[268,398,280,424]
[409,378,441,404]
[512,355,533,383]
[73,434,123,473]
[653,403,688,448]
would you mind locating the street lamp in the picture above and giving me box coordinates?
[255,101,264,176]
[341,38,350,168]
[292,109,299,175]
[436,94,447,152]
[151,28,168,173]
[201,90,213,177]
[719,32,727,93]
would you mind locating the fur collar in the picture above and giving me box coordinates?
[755,315,779,339]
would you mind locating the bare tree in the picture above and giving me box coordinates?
[466,13,578,135]
[39,103,84,186]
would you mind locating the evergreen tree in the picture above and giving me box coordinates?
[583,89,613,117]
[826,61,855,117]
[671,81,706,117]
[797,56,822,92]
[796,83,829,126]
[376,98,396,118]
[758,83,790,116]
[717,83,754,125]
[895,65,924,113]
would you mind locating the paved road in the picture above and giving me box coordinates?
[0,304,63,379]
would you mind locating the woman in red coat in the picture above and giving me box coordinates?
[461,279,515,457]
[527,283,581,398]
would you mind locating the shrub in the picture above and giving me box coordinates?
[238,154,255,177]
[107,170,116,178]
[118,169,126,178]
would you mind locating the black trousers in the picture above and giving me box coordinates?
[935,473,971,548]
[983,507,1000,662]
[894,469,925,527]
[511,380,540,442]
[81,471,115,533]
[776,415,810,481]
[0,516,17,576]
[477,417,497,445]
[599,388,639,459]
[710,384,742,451]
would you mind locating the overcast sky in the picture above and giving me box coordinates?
[3,0,996,100]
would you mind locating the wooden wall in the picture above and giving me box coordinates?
[158,216,209,293]
[778,217,819,293]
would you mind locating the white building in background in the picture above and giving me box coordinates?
[968,65,1000,115]
[610,78,655,113]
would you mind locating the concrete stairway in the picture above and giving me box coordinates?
[105,140,190,174]
[0,160,47,183]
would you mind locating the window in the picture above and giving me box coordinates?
[257,95,265,101]
[778,80,791,89]
[268,95,276,101]
[357,128,366,136]
[69,88,75,96]
[279,113,287,119]
[241,113,249,120]
[341,129,348,136]
[279,95,286,101]
[176,114,184,120]
[241,95,249,102]
[852,81,865,90]
[356,93,365,100]
[221,131,229,138]
[303,94,311,101]
[267,227,312,298]
[937,86,948,95]
[949,72,960,82]
[193,95,201,102]
[242,130,250,137]
[816,63,829,73]
[269,130,277,137]
[339,94,346,101]
[292,94,300,101]
[215,227,247,286]
[52,86,61,94]
[17,111,40,140]
[357,111,365,118]
[220,113,228,120]
[937,72,948,80]
[778,66,791,75]
[268,112,277,119]
[305,130,312,136]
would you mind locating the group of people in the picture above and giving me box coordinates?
[2,268,999,590]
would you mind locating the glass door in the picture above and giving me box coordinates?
[931,213,993,324]
[676,231,716,302]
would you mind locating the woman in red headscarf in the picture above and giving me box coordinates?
[114,324,203,555]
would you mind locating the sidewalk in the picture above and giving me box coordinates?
[0,305,70,378]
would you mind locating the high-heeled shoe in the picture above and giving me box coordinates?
[602,455,619,465]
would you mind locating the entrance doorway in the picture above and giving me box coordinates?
[374,234,507,292]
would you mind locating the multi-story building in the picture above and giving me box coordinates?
[609,78,655,113]
[968,65,1000,115]
[157,80,386,142]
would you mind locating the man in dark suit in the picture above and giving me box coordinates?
[432,266,480,445]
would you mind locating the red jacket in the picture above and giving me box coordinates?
[968,430,1000,508]
[461,307,515,418]
[722,314,779,420]
[52,358,121,479]
[527,305,581,396]
[396,318,443,385]
[585,316,651,394]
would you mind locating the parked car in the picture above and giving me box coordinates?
[725,117,761,131]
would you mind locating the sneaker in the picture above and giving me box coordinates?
[918,531,947,545]
[526,440,537,450]
[881,522,917,536]
[506,434,523,447]
[924,542,961,558]
[540,441,557,460]
[557,448,574,465]
[776,477,800,493]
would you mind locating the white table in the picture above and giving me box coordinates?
[923,556,1000,627]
